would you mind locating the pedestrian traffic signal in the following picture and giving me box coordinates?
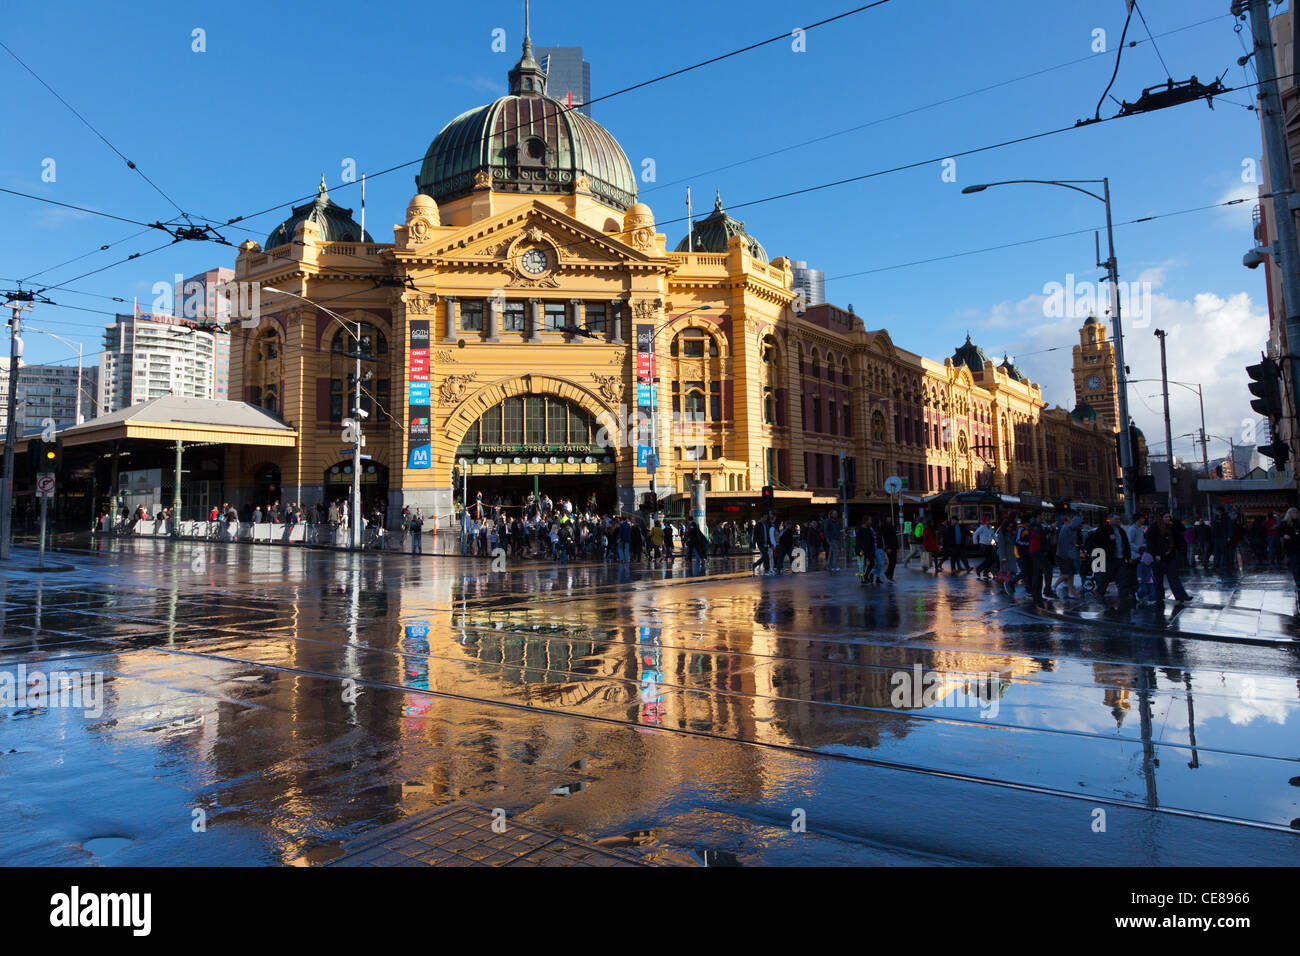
[1247,357,1284,419]
[1258,439,1291,468]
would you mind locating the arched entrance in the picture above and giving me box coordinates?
[453,393,616,514]
[253,463,282,510]
[324,460,390,514]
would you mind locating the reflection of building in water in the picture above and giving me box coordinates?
[1092,662,1137,727]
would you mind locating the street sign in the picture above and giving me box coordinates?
[340,450,373,459]
[35,473,55,498]
[884,475,902,495]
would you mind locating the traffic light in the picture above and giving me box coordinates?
[1247,357,1284,419]
[1258,439,1291,468]
[642,491,658,512]
[29,438,61,476]
[761,485,773,511]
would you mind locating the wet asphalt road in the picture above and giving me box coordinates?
[1,536,1297,866]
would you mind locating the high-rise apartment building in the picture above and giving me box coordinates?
[176,267,234,399]
[0,360,98,431]
[99,312,227,414]
[789,260,825,307]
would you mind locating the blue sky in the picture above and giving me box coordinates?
[0,0,1277,457]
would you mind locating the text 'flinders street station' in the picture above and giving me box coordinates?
[226,31,1119,518]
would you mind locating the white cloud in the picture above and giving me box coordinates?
[971,287,1270,456]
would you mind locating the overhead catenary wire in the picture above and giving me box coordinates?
[10,11,1273,313]
[1132,0,1174,80]
[0,38,190,220]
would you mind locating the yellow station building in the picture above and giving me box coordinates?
[224,25,1121,521]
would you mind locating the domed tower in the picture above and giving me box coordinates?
[264,175,371,249]
[674,192,768,261]
[950,333,990,376]
[1072,314,1119,431]
[414,7,637,215]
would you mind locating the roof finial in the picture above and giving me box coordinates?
[318,173,328,198]
[523,0,533,58]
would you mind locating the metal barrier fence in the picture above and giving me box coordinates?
[94,519,469,555]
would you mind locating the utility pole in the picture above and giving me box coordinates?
[352,319,362,551]
[1,295,33,560]
[1155,329,1177,516]
[172,440,183,537]
[1243,0,1300,469]
[1101,178,1137,519]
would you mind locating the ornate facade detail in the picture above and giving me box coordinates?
[608,349,629,365]
[476,235,513,257]
[506,273,561,289]
[591,373,624,405]
[473,169,492,188]
[631,298,662,321]
[433,349,458,364]
[405,293,436,314]
[438,372,479,406]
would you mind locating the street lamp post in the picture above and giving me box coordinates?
[27,329,85,425]
[1132,377,1209,515]
[562,304,713,516]
[262,287,365,551]
[963,177,1136,518]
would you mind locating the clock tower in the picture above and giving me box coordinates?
[1071,315,1120,431]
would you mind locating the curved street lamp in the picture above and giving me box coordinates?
[262,286,366,551]
[962,176,1136,518]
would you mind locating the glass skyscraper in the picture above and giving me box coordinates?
[537,46,591,117]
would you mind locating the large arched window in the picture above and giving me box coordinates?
[255,328,280,362]
[670,327,718,358]
[331,323,388,357]
[456,394,605,455]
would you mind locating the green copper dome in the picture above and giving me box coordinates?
[265,176,372,249]
[674,192,768,261]
[998,353,1027,383]
[1071,400,1097,422]
[416,24,636,211]
[951,333,990,375]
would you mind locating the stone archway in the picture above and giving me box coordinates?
[439,374,617,484]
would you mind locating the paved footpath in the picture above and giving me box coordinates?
[2,538,1298,866]
[328,802,642,866]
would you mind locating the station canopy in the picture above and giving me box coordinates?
[11,396,297,453]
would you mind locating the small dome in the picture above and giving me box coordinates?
[266,175,371,248]
[1084,314,1101,326]
[1071,400,1097,422]
[674,191,768,261]
[951,333,990,375]
[998,353,1027,383]
[406,192,440,227]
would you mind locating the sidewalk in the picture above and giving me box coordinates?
[328,803,644,867]
[1039,570,1300,645]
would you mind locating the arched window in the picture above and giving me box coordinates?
[684,389,705,418]
[843,360,851,386]
[763,389,775,425]
[331,323,388,358]
[672,328,717,358]
[262,384,279,416]
[810,349,821,379]
[256,328,280,361]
